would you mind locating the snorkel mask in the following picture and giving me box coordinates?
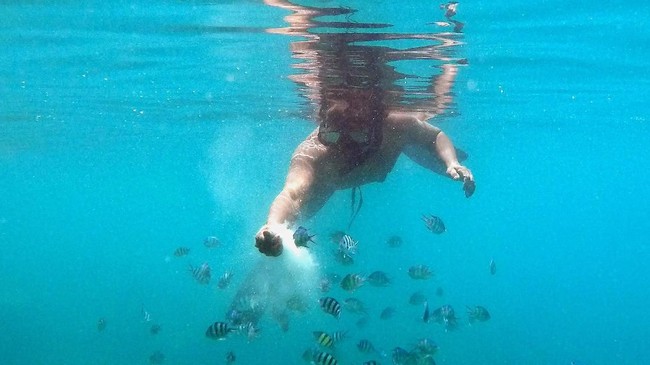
[317,122,372,146]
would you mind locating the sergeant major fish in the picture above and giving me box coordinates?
[203,236,220,248]
[338,234,358,257]
[190,262,211,285]
[467,305,491,323]
[217,270,233,289]
[319,297,342,319]
[312,350,338,365]
[367,271,391,286]
[340,273,365,292]
[408,265,433,280]
[431,304,458,331]
[421,214,446,234]
[173,246,190,257]
[293,226,316,248]
[313,331,335,348]
[205,321,234,340]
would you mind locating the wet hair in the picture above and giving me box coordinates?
[319,87,386,129]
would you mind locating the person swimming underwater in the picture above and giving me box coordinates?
[255,86,474,257]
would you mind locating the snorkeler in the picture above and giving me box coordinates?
[255,1,474,257]
[255,87,474,257]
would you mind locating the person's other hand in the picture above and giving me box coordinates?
[446,163,473,181]
[447,163,476,197]
[255,224,283,257]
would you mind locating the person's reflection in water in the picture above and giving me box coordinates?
[255,1,474,257]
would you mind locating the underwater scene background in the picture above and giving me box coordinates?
[1,0,648,364]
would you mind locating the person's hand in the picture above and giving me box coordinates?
[446,163,476,198]
[446,163,472,181]
[255,224,283,257]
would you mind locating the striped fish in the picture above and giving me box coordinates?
[173,246,190,257]
[331,330,348,343]
[340,273,365,292]
[392,347,412,365]
[217,271,233,289]
[414,338,439,356]
[319,297,341,319]
[205,321,233,340]
[313,350,338,365]
[363,361,380,365]
[190,262,211,284]
[338,234,358,256]
[357,339,377,353]
[421,214,446,234]
[313,331,335,348]
[408,265,433,280]
[203,236,220,248]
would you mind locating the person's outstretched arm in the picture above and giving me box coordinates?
[254,137,324,256]
[398,114,474,189]
[267,157,315,226]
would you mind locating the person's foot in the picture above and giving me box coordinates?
[255,226,283,257]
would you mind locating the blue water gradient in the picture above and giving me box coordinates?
[1,1,648,364]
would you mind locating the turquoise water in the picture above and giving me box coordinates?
[1,1,648,364]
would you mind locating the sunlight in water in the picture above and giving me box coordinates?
[272,223,320,297]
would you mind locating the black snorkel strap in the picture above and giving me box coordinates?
[347,186,363,231]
